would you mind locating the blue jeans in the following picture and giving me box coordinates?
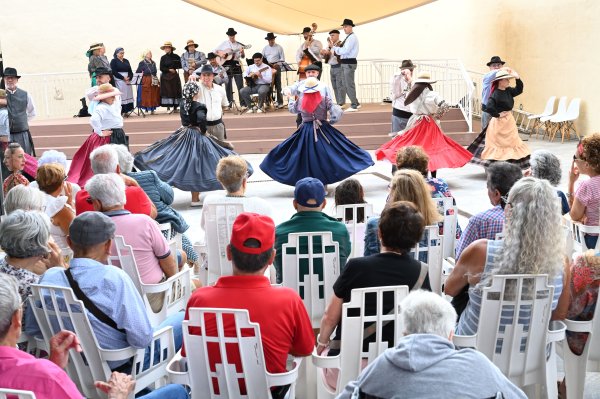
[139,384,188,398]
[585,234,598,250]
[142,312,184,371]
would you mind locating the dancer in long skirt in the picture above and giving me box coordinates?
[260,77,373,186]
[376,72,472,175]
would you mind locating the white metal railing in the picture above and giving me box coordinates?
[19,59,476,129]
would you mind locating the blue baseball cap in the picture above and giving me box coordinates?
[294,177,326,207]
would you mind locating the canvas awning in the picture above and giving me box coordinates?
[183,0,436,35]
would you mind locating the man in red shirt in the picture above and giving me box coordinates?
[75,144,156,217]
[183,212,314,394]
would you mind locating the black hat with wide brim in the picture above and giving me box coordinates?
[198,65,215,75]
[341,18,355,27]
[226,28,238,36]
[265,32,277,40]
[486,56,506,66]
[2,67,21,78]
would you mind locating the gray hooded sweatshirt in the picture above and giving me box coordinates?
[337,334,527,399]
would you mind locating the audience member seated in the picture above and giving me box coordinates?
[182,212,314,399]
[3,142,28,194]
[529,149,569,215]
[25,212,184,371]
[0,274,188,399]
[201,155,272,230]
[75,145,156,217]
[364,169,442,260]
[36,163,76,249]
[395,145,462,238]
[337,290,527,399]
[274,177,351,283]
[3,184,44,214]
[334,178,367,223]
[317,202,432,390]
[446,177,570,334]
[569,133,600,249]
[30,149,81,198]
[454,161,522,260]
[0,210,66,322]
[86,173,186,310]
[112,144,199,267]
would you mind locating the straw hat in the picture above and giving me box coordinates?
[185,40,198,50]
[413,72,436,84]
[302,77,320,93]
[160,41,176,51]
[93,83,121,101]
[492,69,516,82]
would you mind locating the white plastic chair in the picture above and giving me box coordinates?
[410,225,443,295]
[548,97,580,142]
[282,231,341,327]
[158,222,182,258]
[312,285,410,398]
[568,219,600,253]
[0,389,36,399]
[29,284,174,399]
[527,96,556,138]
[540,96,567,139]
[560,266,600,399]
[167,307,302,398]
[196,203,245,285]
[112,235,192,327]
[334,204,374,259]
[434,197,457,259]
[452,274,566,398]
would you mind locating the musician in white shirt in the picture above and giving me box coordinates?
[262,32,285,108]
[215,27,246,107]
[296,26,323,79]
[240,53,273,113]
[196,65,229,141]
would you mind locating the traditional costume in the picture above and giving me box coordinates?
[109,48,134,114]
[468,69,530,169]
[135,54,161,112]
[376,73,472,172]
[260,77,373,186]
[159,42,182,109]
[181,40,207,82]
[68,84,128,187]
[134,82,252,192]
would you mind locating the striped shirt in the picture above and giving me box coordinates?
[575,175,600,227]
[456,240,563,338]
[455,205,504,260]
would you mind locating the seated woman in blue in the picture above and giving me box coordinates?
[445,177,570,335]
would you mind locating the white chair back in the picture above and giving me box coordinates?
[203,202,245,285]
[0,389,36,399]
[409,225,443,295]
[29,284,175,399]
[312,285,410,397]
[113,235,192,326]
[434,197,457,259]
[568,219,600,252]
[158,222,182,257]
[528,96,556,119]
[168,307,301,398]
[282,232,340,327]
[335,203,374,259]
[541,96,567,122]
[565,97,581,121]
[453,274,564,397]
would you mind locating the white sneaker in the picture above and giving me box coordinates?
[345,107,358,112]
[240,106,248,112]
[388,132,397,137]
[256,108,264,113]
[357,104,362,109]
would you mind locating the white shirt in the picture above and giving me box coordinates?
[197,82,228,121]
[214,40,244,61]
[0,108,9,136]
[90,102,123,135]
[333,32,359,59]
[6,88,36,121]
[390,72,412,112]
[262,43,285,64]
[288,79,332,98]
[243,63,272,85]
[296,39,323,63]
[85,85,121,115]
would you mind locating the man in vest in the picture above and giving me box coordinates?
[0,68,36,155]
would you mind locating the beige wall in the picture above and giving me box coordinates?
[3,0,599,132]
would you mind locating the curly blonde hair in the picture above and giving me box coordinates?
[479,177,564,287]
[389,169,441,226]
[581,132,600,174]
[395,146,429,177]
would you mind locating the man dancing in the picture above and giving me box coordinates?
[196,65,229,140]
[481,56,506,129]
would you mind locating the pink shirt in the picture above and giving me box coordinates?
[108,210,171,284]
[575,175,600,226]
[0,346,83,399]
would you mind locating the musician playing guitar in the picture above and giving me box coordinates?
[296,25,322,80]
[321,29,345,106]
[240,52,273,113]
[214,27,249,107]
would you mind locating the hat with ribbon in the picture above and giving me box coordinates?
[341,18,355,27]
[185,39,199,50]
[93,83,121,101]
[413,72,436,84]
[2,67,20,79]
[265,32,277,40]
[160,41,176,51]
[226,28,238,36]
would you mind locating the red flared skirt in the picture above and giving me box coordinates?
[67,133,111,187]
[375,117,472,171]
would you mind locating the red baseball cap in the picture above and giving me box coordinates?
[230,212,275,254]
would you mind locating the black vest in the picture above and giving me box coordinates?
[7,88,29,132]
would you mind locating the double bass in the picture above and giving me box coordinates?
[298,23,318,80]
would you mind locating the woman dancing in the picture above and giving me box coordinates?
[260,77,373,186]
[68,84,129,187]
[134,81,252,206]
[376,72,472,176]
[468,68,530,169]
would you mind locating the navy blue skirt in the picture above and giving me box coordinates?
[260,120,373,186]
[134,126,252,192]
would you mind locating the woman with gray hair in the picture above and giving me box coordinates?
[446,177,570,336]
[111,144,199,266]
[529,149,569,214]
[0,210,65,318]
[4,184,44,214]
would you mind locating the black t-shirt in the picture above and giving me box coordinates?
[330,252,431,353]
